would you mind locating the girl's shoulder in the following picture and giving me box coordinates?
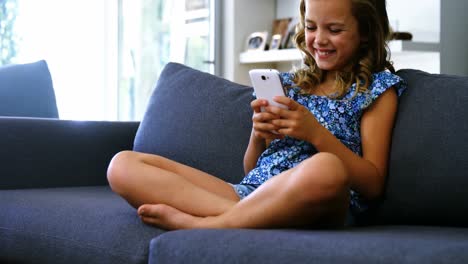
[354,70,407,110]
[370,70,407,98]
[279,70,407,104]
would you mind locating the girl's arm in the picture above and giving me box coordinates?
[269,89,398,200]
[243,129,266,175]
[243,99,283,175]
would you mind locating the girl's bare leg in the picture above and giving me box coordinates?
[107,151,240,217]
[139,152,350,230]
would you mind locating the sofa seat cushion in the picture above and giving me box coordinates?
[0,186,164,264]
[133,62,254,184]
[149,226,468,264]
[0,60,59,118]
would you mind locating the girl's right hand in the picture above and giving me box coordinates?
[251,99,284,140]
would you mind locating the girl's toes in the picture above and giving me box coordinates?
[138,204,163,217]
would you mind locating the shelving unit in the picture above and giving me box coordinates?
[239,40,441,73]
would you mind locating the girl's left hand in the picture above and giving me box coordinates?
[265,96,320,143]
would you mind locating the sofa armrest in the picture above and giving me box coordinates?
[0,117,139,189]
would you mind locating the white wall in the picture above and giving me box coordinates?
[387,0,439,43]
[276,0,300,19]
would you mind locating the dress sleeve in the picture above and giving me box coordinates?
[360,71,407,110]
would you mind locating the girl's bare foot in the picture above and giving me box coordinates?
[138,204,212,230]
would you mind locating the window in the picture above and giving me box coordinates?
[118,0,216,120]
[0,0,19,65]
[8,0,217,120]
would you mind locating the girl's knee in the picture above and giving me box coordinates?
[292,152,349,200]
[107,150,139,193]
[305,152,347,181]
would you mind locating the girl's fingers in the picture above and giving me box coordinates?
[270,118,291,128]
[253,121,280,133]
[273,96,300,110]
[252,112,281,123]
[254,130,284,140]
[264,98,299,117]
[251,99,268,113]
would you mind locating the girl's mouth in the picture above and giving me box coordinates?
[315,49,336,59]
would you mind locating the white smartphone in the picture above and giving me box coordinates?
[249,69,288,111]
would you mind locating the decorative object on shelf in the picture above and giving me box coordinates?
[391,31,413,40]
[282,17,300,49]
[246,31,269,51]
[270,34,282,50]
[272,18,292,49]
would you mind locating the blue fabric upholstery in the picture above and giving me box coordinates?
[0,117,139,189]
[133,62,254,184]
[0,60,59,118]
[0,186,164,264]
[366,70,468,227]
[150,226,468,264]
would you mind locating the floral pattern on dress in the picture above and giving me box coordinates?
[241,70,407,214]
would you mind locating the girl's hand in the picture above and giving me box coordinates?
[251,99,284,140]
[265,96,320,143]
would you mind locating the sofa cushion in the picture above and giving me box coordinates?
[149,226,468,264]
[0,186,164,264]
[369,69,468,226]
[133,63,254,183]
[0,60,59,118]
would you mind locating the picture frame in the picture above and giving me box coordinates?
[246,31,269,51]
[270,34,282,50]
[283,17,300,49]
[272,18,292,49]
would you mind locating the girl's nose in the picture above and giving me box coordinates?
[315,30,328,45]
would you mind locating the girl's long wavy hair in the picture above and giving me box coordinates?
[293,0,394,98]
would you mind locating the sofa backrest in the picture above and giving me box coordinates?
[133,63,254,184]
[369,69,468,227]
[0,60,59,118]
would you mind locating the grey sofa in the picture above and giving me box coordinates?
[1,62,468,263]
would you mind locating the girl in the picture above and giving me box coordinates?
[107,0,406,230]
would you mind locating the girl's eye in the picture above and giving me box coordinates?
[305,23,317,31]
[330,28,343,34]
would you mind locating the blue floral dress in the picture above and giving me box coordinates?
[240,71,407,214]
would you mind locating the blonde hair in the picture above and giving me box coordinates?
[293,0,394,98]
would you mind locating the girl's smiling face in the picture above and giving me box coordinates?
[305,0,362,73]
